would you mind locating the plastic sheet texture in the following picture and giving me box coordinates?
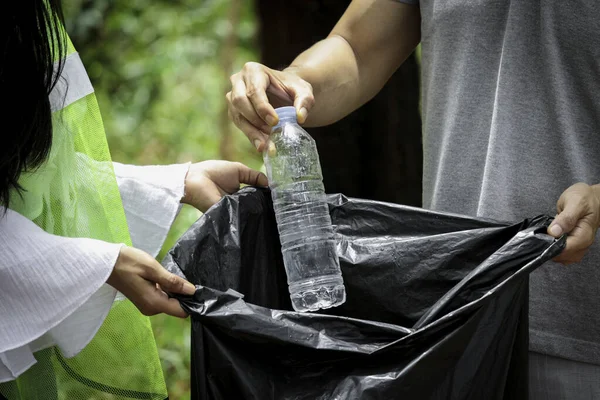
[163,187,565,400]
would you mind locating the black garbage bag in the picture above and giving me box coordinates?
[163,187,565,400]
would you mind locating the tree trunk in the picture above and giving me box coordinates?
[255,0,422,206]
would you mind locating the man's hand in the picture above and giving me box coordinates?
[226,2,420,152]
[182,160,268,213]
[226,62,315,152]
[107,246,196,318]
[547,183,600,264]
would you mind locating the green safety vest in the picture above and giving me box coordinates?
[0,28,168,400]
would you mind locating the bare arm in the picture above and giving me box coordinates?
[287,1,421,126]
[227,0,420,150]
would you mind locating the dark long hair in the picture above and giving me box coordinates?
[0,1,66,209]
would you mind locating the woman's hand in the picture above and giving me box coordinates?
[107,246,196,318]
[182,160,268,213]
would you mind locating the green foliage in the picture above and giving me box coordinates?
[151,314,192,399]
[64,1,260,398]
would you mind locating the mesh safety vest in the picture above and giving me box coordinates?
[0,30,168,400]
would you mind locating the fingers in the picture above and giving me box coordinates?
[109,246,195,319]
[547,183,600,265]
[244,66,278,126]
[266,71,314,124]
[137,284,189,319]
[291,82,315,124]
[565,222,597,251]
[548,198,586,238]
[235,162,269,187]
[153,290,189,318]
[141,269,193,318]
[550,222,595,265]
[145,263,196,296]
[228,62,316,150]
[227,95,270,151]
[230,76,271,130]
[255,172,269,187]
[228,63,277,152]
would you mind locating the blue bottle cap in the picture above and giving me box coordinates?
[274,106,297,127]
[275,106,297,121]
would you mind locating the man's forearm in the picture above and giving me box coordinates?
[284,36,361,127]
[283,1,421,127]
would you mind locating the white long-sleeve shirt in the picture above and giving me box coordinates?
[0,161,190,382]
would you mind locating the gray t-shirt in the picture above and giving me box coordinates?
[403,1,600,364]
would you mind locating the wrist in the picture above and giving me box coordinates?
[107,245,128,287]
[181,170,190,205]
[181,164,195,205]
[283,65,319,97]
[282,65,303,77]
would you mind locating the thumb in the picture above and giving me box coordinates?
[548,200,585,238]
[236,162,269,187]
[293,88,314,125]
[153,267,196,296]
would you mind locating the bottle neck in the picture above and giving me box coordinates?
[272,117,297,132]
[273,106,298,131]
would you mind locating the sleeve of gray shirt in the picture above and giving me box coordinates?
[395,0,419,4]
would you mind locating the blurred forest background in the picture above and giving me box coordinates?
[63,1,260,398]
[63,1,421,398]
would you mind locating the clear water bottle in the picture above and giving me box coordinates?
[263,106,346,312]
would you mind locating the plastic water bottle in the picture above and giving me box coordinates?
[263,106,346,312]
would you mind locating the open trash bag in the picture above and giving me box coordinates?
[162,187,565,400]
